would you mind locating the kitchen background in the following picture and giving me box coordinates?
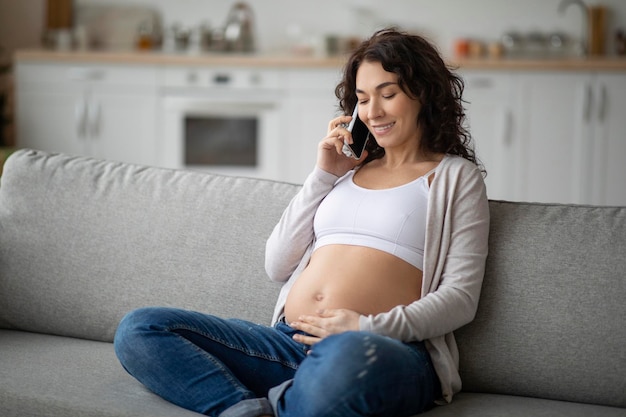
[0,0,625,205]
[1,0,626,56]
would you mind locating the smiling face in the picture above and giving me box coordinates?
[355,60,422,155]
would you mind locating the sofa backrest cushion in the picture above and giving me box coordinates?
[0,150,300,342]
[1,150,625,409]
[455,200,626,408]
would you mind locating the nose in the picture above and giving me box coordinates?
[366,98,384,121]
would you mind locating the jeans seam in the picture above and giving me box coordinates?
[164,323,302,370]
[172,330,255,403]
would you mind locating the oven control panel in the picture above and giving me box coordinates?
[163,68,282,90]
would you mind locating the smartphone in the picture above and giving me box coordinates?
[342,105,370,159]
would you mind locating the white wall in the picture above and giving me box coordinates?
[1,0,625,58]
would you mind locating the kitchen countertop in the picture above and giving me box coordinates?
[13,49,626,71]
[13,49,348,68]
[454,56,626,71]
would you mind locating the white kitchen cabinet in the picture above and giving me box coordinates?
[461,71,519,201]
[517,72,626,205]
[589,73,626,206]
[283,68,342,184]
[16,63,158,166]
[15,59,624,201]
[515,72,590,204]
[462,70,626,206]
[17,81,85,157]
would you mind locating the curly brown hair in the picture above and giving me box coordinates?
[335,28,480,168]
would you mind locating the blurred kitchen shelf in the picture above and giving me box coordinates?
[13,49,349,69]
[452,56,626,72]
[13,49,626,72]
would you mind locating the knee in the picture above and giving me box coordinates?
[313,331,377,362]
[307,332,416,390]
[115,307,156,340]
[113,307,171,364]
[305,332,381,380]
[283,333,386,415]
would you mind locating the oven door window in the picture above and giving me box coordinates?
[184,116,257,167]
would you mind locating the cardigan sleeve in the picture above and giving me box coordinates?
[265,166,338,283]
[359,158,490,342]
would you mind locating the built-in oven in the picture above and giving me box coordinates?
[160,67,284,181]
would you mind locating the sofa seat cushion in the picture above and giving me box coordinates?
[2,329,625,417]
[0,329,203,417]
[425,392,626,417]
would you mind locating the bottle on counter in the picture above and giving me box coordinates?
[588,5,607,56]
[136,20,154,51]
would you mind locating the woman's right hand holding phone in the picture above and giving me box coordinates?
[317,115,367,177]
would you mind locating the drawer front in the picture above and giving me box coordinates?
[17,63,158,92]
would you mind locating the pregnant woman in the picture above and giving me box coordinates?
[114,27,490,417]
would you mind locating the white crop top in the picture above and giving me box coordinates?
[313,168,435,270]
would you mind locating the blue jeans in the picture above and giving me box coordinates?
[114,307,439,417]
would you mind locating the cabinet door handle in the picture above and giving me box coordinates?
[597,84,607,122]
[583,83,593,123]
[498,108,513,145]
[213,74,231,85]
[87,100,100,138]
[75,99,88,139]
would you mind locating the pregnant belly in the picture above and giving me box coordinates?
[284,244,423,324]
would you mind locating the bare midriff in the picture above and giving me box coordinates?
[284,244,423,324]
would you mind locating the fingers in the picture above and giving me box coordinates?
[290,309,362,346]
[322,130,347,152]
[327,115,353,135]
[289,310,340,336]
[290,316,328,336]
[292,333,322,345]
[319,130,351,164]
[317,116,362,177]
[290,317,327,346]
[327,115,355,147]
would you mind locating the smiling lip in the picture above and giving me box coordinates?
[371,122,395,134]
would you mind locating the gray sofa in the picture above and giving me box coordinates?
[0,149,624,417]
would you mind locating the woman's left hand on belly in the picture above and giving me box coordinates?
[290,309,361,345]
